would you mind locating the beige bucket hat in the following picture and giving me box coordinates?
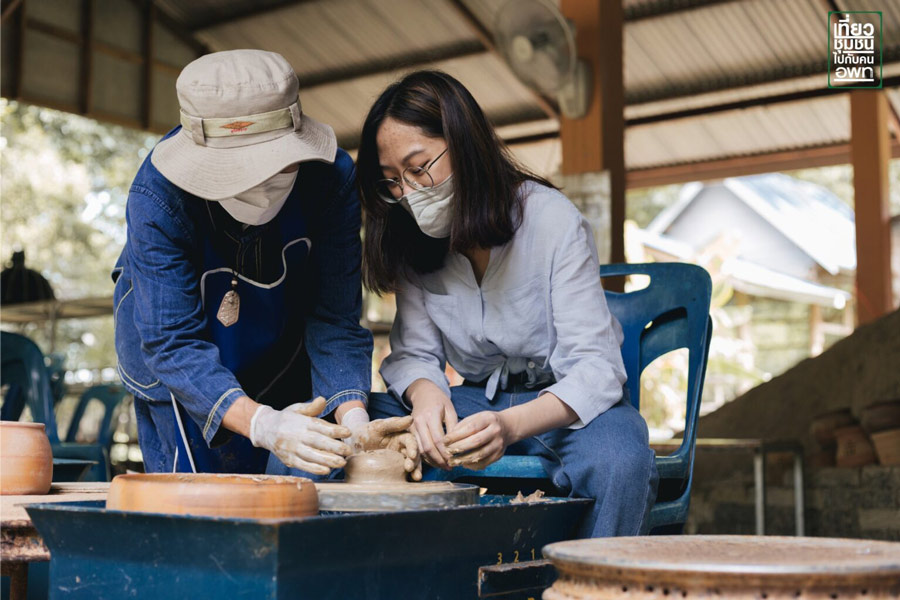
[151,49,336,200]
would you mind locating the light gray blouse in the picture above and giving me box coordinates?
[380,181,627,428]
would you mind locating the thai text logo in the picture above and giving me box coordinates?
[828,12,882,88]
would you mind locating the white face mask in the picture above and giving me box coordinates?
[218,170,298,225]
[401,175,453,238]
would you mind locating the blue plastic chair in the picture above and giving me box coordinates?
[65,384,129,449]
[423,262,713,533]
[1,331,111,481]
[1,331,58,433]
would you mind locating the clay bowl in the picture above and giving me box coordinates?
[106,473,318,519]
[809,408,855,448]
[871,428,900,466]
[833,425,877,468]
[0,421,53,495]
[860,400,900,435]
[343,449,408,485]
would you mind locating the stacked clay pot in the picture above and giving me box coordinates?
[0,421,53,495]
[808,408,854,467]
[861,399,900,466]
[106,473,319,518]
[833,425,877,467]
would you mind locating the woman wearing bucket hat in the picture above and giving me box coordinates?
[356,71,658,537]
[113,50,418,478]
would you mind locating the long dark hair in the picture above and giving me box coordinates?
[357,70,554,294]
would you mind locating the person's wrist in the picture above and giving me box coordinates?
[222,395,260,439]
[405,379,431,406]
[498,409,521,446]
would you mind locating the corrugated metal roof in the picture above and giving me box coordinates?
[625,95,850,170]
[23,0,898,174]
[299,52,548,147]
[625,0,829,104]
[194,0,482,80]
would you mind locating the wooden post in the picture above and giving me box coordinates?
[849,91,894,324]
[809,303,823,356]
[78,0,93,115]
[559,0,625,281]
[10,0,26,100]
[140,0,154,130]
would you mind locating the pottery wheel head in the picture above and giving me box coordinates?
[344,449,407,484]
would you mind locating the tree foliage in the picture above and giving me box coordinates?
[1,99,159,369]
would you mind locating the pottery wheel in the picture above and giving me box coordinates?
[315,481,479,512]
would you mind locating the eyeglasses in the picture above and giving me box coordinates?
[375,147,449,204]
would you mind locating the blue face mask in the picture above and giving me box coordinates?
[401,175,454,238]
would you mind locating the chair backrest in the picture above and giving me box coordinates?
[599,262,713,485]
[1,331,60,442]
[65,384,129,448]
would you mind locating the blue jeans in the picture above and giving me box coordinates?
[270,384,659,538]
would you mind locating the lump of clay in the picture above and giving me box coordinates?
[344,449,407,485]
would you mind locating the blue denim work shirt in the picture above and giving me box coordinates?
[112,128,372,446]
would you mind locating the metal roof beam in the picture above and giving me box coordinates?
[297,43,487,88]
[626,140,900,190]
[189,0,319,31]
[627,46,900,106]
[626,75,900,127]
[139,0,208,55]
[624,0,742,21]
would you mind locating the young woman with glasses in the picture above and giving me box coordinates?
[357,70,658,537]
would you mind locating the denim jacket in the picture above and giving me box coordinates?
[112,128,372,445]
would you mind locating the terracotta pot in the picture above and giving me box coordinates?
[871,428,900,466]
[809,408,855,448]
[833,425,877,468]
[860,400,900,435]
[0,421,53,495]
[106,473,318,519]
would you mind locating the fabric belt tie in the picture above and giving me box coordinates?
[483,358,554,401]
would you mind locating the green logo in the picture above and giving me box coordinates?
[828,11,883,89]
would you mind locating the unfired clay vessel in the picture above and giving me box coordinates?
[106,473,318,518]
[0,421,53,495]
[343,449,407,484]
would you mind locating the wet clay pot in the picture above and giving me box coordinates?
[343,449,407,485]
[834,425,877,468]
[0,421,53,495]
[106,473,318,518]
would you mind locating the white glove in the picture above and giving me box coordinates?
[250,397,352,475]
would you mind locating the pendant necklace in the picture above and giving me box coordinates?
[216,272,240,327]
[217,235,243,327]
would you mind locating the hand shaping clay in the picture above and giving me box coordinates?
[343,449,408,485]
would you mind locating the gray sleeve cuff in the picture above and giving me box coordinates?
[539,378,619,430]
[383,364,452,411]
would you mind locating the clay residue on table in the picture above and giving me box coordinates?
[511,489,548,504]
